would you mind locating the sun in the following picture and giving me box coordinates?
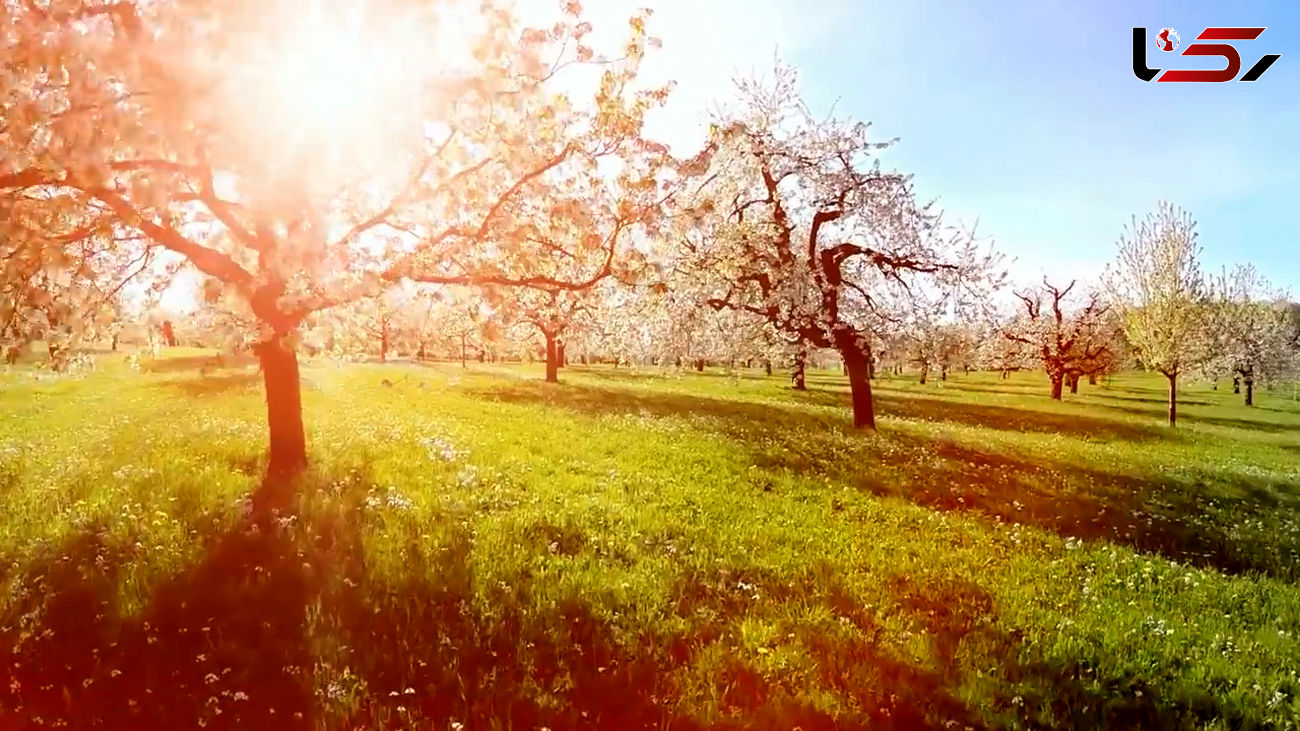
[262,4,392,146]
[217,0,447,191]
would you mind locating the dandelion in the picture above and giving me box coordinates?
[457,467,478,487]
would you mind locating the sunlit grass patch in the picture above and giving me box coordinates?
[1,357,1298,728]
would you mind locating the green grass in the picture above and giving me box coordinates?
[1,353,1298,729]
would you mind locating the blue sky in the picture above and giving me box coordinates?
[781,0,1300,291]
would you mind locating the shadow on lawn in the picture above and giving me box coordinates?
[795,387,1169,442]
[161,371,263,398]
[470,381,1298,581]
[1089,401,1300,435]
[0,474,1248,730]
[0,478,983,730]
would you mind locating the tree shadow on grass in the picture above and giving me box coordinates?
[1087,401,1300,435]
[140,354,255,373]
[0,476,983,730]
[159,371,263,398]
[0,513,316,729]
[468,381,1299,581]
[1089,392,1211,407]
[794,386,1170,442]
[0,470,1255,730]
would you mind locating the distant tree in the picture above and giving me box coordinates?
[1003,278,1110,399]
[1206,265,1297,406]
[680,67,1002,429]
[1104,202,1212,426]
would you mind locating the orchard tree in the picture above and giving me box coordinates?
[1003,278,1110,399]
[897,285,972,384]
[1207,264,1297,406]
[410,286,490,365]
[505,285,597,382]
[2,0,678,496]
[1105,202,1211,426]
[1,191,168,366]
[978,319,1031,379]
[680,68,1001,429]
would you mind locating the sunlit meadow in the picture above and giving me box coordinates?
[2,351,1298,729]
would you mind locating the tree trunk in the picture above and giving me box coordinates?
[792,347,807,391]
[1245,378,1254,407]
[941,365,948,381]
[379,322,389,362]
[1001,369,1009,380]
[255,335,308,496]
[1088,373,1097,386]
[544,331,559,383]
[919,365,928,385]
[1233,376,1240,394]
[1050,376,1063,400]
[694,359,705,373]
[840,343,876,430]
[1167,372,1177,427]
[557,341,566,369]
[111,333,119,352]
[764,359,773,376]
[1069,374,1079,394]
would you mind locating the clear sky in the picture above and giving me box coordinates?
[155,0,1300,312]
[598,0,1300,294]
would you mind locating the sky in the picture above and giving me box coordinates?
[580,0,1300,294]
[158,0,1300,312]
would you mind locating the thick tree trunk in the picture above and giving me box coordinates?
[1069,374,1079,394]
[840,343,876,430]
[919,365,928,385]
[1050,376,1064,400]
[255,335,307,494]
[1088,373,1097,386]
[1245,379,1254,407]
[1167,372,1178,427]
[544,331,559,383]
[792,347,807,391]
[557,341,566,369]
[694,359,705,373]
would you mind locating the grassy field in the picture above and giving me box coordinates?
[1,351,1298,729]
